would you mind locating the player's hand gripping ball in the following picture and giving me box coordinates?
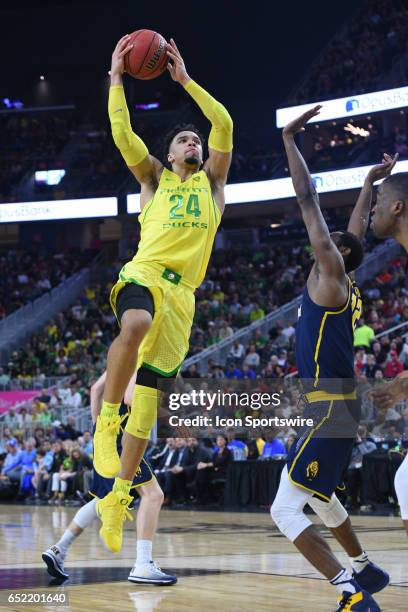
[124,29,168,80]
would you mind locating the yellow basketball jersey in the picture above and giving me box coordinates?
[131,168,221,288]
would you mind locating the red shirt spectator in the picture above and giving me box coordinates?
[384,351,404,378]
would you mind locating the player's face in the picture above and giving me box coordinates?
[168,131,203,167]
[371,183,397,238]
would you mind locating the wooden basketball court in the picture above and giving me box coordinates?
[0,505,406,611]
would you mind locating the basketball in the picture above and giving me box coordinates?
[124,29,168,80]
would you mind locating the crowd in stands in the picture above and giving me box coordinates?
[290,0,408,104]
[0,248,93,319]
[0,417,93,506]
[0,110,76,203]
[1,404,405,510]
[0,250,406,509]
[1,1,408,204]
[1,243,406,388]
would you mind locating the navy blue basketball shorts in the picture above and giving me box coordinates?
[286,396,361,501]
[89,457,154,500]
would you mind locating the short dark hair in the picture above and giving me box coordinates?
[382,172,408,199]
[338,230,364,272]
[162,123,205,168]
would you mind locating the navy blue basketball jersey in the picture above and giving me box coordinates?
[296,277,362,389]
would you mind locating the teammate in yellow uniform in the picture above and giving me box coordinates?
[95,35,233,552]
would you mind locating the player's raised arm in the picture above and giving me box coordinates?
[109,35,163,198]
[166,39,233,199]
[347,153,398,240]
[282,106,343,278]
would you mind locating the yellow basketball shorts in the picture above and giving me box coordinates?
[110,261,195,376]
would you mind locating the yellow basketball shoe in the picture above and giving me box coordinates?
[93,414,124,478]
[97,490,133,553]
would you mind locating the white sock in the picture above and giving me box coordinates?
[73,498,97,530]
[350,550,369,573]
[136,539,153,566]
[330,568,357,595]
[56,529,76,555]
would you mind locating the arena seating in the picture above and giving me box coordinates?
[0,248,95,319]
[289,0,408,104]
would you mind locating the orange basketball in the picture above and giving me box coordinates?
[124,29,168,80]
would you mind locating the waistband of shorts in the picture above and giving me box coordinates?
[123,262,196,291]
[305,390,357,403]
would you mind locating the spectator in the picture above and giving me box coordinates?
[0,438,23,483]
[65,383,83,409]
[0,367,10,388]
[17,438,37,498]
[64,416,81,441]
[243,344,261,369]
[182,364,201,379]
[250,302,265,322]
[226,428,248,461]
[79,431,93,458]
[260,429,287,459]
[154,438,179,497]
[228,340,245,361]
[384,350,404,378]
[31,439,54,499]
[16,407,33,428]
[194,434,232,504]
[345,426,377,510]
[353,318,375,349]
[2,408,19,430]
[49,447,91,505]
[362,353,383,379]
[165,438,206,505]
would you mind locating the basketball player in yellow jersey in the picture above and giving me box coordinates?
[95,35,233,552]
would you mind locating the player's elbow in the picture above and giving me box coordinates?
[213,101,233,132]
[222,111,233,133]
[111,124,132,153]
[296,188,318,207]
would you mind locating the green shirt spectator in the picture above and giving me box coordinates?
[353,318,375,348]
[250,303,265,322]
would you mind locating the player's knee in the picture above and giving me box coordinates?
[126,385,159,439]
[308,494,348,529]
[119,310,152,348]
[145,484,164,507]
[271,497,312,542]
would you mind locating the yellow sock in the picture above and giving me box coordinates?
[113,477,132,496]
[101,400,121,418]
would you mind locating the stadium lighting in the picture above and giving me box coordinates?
[135,102,160,110]
[39,75,45,81]
[35,170,66,186]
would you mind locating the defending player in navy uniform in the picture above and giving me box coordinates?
[369,169,408,538]
[270,106,396,611]
[42,371,176,585]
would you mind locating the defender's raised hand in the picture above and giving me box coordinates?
[366,152,399,185]
[370,376,407,410]
[283,105,322,138]
[166,38,190,86]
